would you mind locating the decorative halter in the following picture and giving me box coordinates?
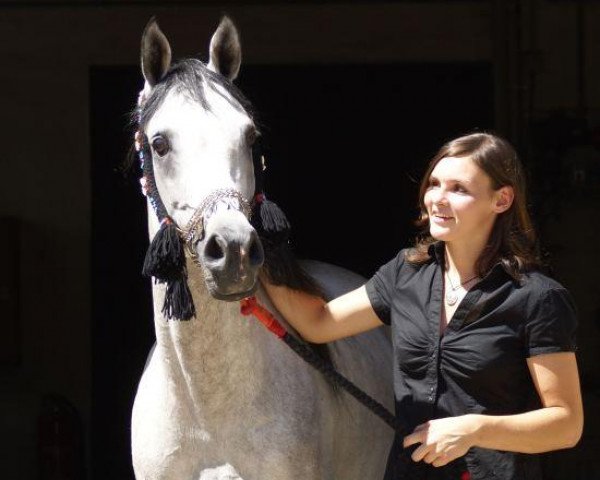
[180,188,252,258]
[135,90,290,321]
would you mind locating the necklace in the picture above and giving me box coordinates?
[445,272,479,306]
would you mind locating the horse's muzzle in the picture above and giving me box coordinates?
[196,210,264,301]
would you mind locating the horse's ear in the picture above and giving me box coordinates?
[207,16,242,81]
[141,17,172,88]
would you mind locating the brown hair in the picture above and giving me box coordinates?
[406,132,540,279]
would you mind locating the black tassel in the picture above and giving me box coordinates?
[142,220,185,280]
[252,195,291,245]
[162,275,196,321]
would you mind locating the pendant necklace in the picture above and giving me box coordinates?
[445,272,479,306]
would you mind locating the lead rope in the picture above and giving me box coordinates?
[240,296,398,431]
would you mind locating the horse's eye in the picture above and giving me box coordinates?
[151,135,170,157]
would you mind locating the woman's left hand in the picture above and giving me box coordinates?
[403,414,481,467]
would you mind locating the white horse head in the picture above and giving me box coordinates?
[138,17,264,302]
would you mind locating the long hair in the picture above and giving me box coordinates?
[406,132,540,279]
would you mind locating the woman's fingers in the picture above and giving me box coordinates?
[432,452,453,467]
[411,441,433,462]
[403,428,426,448]
[413,422,429,431]
[406,418,471,467]
[421,447,452,464]
[423,450,439,464]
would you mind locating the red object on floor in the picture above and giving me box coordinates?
[240,296,287,339]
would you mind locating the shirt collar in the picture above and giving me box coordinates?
[427,241,446,266]
[427,240,513,282]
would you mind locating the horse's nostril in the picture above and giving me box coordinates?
[248,235,264,267]
[205,235,225,261]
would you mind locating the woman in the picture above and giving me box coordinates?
[262,132,583,480]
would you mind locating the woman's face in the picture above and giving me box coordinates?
[424,155,510,246]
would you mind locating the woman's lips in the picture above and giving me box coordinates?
[431,214,454,224]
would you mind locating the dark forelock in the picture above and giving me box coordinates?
[135,58,254,129]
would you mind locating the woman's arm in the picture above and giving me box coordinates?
[474,351,583,451]
[261,281,384,344]
[404,352,583,466]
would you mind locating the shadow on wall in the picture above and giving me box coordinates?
[528,109,600,479]
[0,215,90,480]
[0,392,85,480]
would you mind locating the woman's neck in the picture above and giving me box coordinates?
[444,238,486,280]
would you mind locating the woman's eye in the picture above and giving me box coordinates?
[151,135,170,157]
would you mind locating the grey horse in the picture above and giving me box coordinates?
[131,17,394,480]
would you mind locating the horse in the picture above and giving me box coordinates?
[130,16,394,480]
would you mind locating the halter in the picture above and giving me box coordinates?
[181,188,252,258]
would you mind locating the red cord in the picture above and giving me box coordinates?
[240,296,287,339]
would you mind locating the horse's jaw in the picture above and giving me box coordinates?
[150,258,254,326]
[205,283,258,302]
[199,261,259,301]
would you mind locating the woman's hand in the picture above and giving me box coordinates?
[403,414,481,467]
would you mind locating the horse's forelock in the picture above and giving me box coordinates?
[137,58,254,130]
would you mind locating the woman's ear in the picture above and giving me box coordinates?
[493,186,514,213]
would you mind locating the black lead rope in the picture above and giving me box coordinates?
[285,333,398,431]
[240,297,398,431]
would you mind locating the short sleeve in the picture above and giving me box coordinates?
[525,287,578,357]
[365,251,405,325]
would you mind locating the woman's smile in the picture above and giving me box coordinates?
[431,214,454,224]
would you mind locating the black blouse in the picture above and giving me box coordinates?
[365,242,577,480]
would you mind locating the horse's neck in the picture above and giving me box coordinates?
[150,261,267,410]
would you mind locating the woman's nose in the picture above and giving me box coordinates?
[432,189,449,206]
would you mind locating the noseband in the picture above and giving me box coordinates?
[181,188,252,259]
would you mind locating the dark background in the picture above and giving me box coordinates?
[1,1,600,479]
